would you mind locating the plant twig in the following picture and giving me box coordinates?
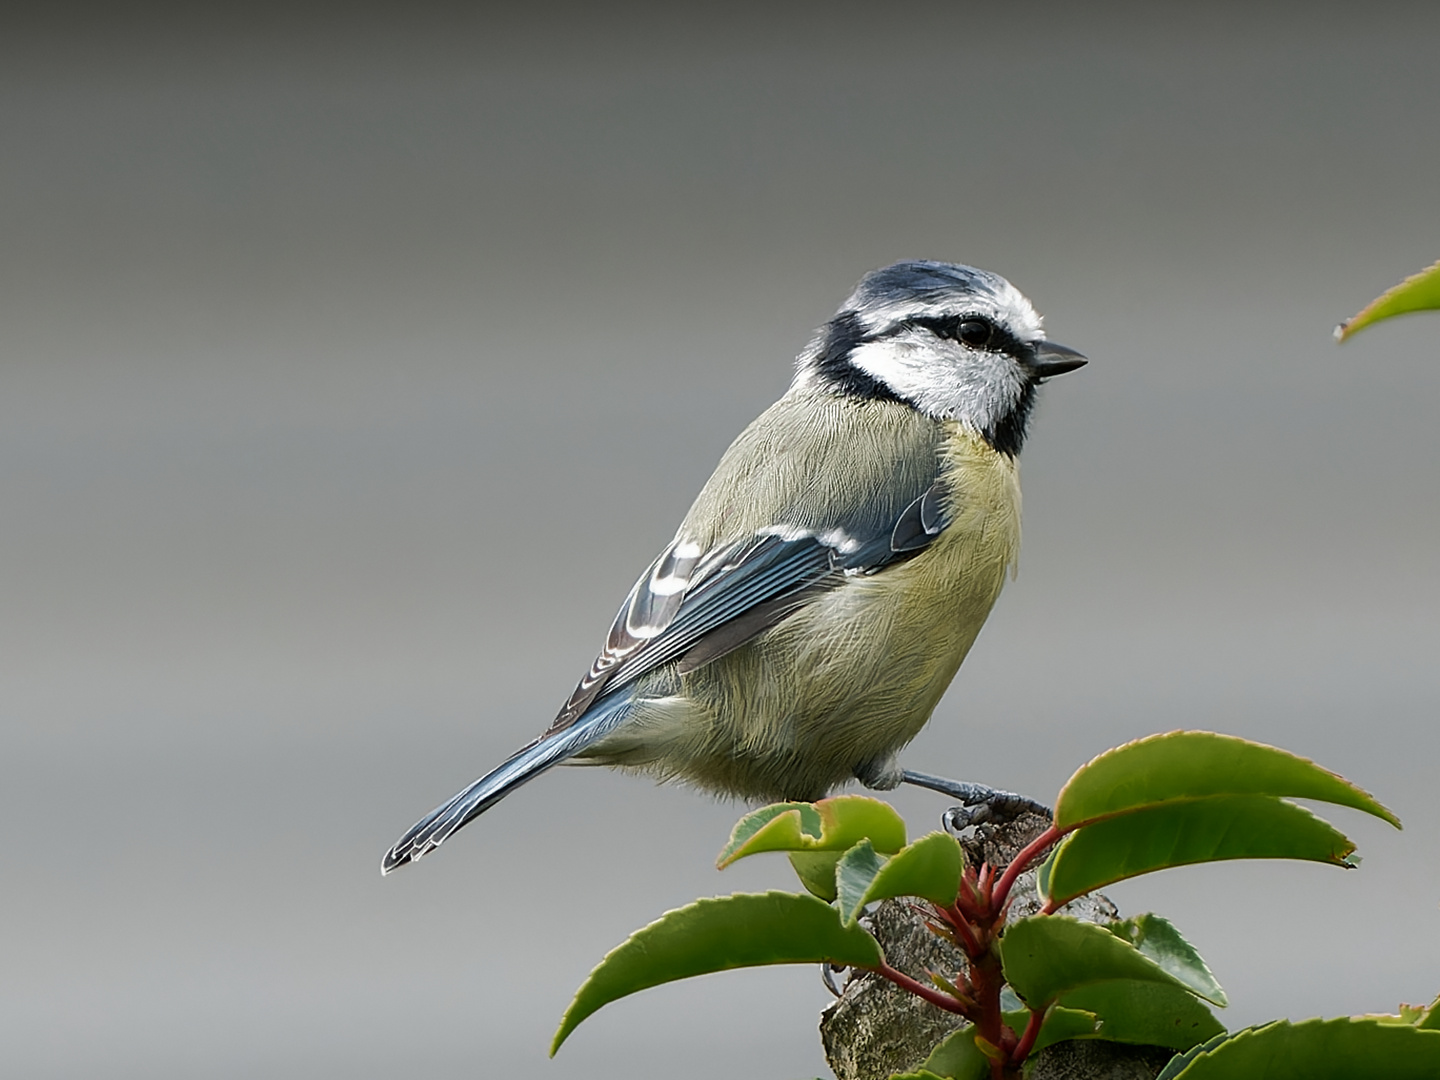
[870,959,969,1016]
[1010,1005,1045,1064]
[991,825,1062,912]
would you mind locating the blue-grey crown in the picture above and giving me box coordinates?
[843,260,1007,317]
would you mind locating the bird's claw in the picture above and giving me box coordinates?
[901,769,1051,834]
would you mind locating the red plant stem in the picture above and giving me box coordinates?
[873,823,1071,1077]
[871,960,970,1016]
[965,940,1013,1079]
[990,825,1063,913]
[1010,1005,1045,1064]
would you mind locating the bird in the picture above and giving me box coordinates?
[382,260,1085,874]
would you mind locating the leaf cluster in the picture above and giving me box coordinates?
[551,732,1433,1079]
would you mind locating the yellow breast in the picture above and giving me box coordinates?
[930,420,1023,590]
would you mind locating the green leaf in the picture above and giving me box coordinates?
[1053,731,1399,831]
[912,1027,991,1080]
[551,891,882,1054]
[1154,1032,1229,1080]
[999,916,1205,1011]
[1367,996,1440,1028]
[835,840,887,922]
[1417,995,1440,1031]
[836,832,964,924]
[717,796,907,867]
[1105,914,1226,1008]
[788,850,848,901]
[1336,259,1440,341]
[1156,1017,1440,1079]
[1041,794,1357,907]
[718,801,819,859]
[907,1009,1099,1080]
[1022,1006,1106,1053]
[1060,981,1224,1051]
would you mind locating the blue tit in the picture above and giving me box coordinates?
[382,260,1085,874]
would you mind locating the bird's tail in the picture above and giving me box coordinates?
[380,692,632,874]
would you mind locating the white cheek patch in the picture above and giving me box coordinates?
[846,334,1027,429]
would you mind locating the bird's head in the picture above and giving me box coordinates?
[794,260,1086,455]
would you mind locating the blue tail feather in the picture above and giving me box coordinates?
[381,692,632,874]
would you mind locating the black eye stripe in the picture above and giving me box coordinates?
[809,310,908,405]
[890,315,1028,359]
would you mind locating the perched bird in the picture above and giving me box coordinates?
[382,260,1085,874]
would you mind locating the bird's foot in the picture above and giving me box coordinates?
[900,769,1052,831]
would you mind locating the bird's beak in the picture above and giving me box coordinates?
[1028,341,1087,378]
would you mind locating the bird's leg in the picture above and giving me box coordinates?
[900,769,1051,830]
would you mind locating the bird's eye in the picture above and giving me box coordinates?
[956,318,994,348]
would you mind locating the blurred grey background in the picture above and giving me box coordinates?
[4,3,1438,1077]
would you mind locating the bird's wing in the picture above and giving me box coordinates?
[381,480,950,874]
[382,396,945,873]
[545,479,948,734]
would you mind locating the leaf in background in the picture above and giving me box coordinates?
[835,832,964,924]
[1105,914,1226,1008]
[1041,795,1357,907]
[1052,731,1399,831]
[1060,981,1224,1051]
[788,850,848,901]
[1155,1017,1440,1079]
[717,795,907,868]
[1336,259,1440,341]
[551,891,882,1054]
[999,916,1208,1011]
